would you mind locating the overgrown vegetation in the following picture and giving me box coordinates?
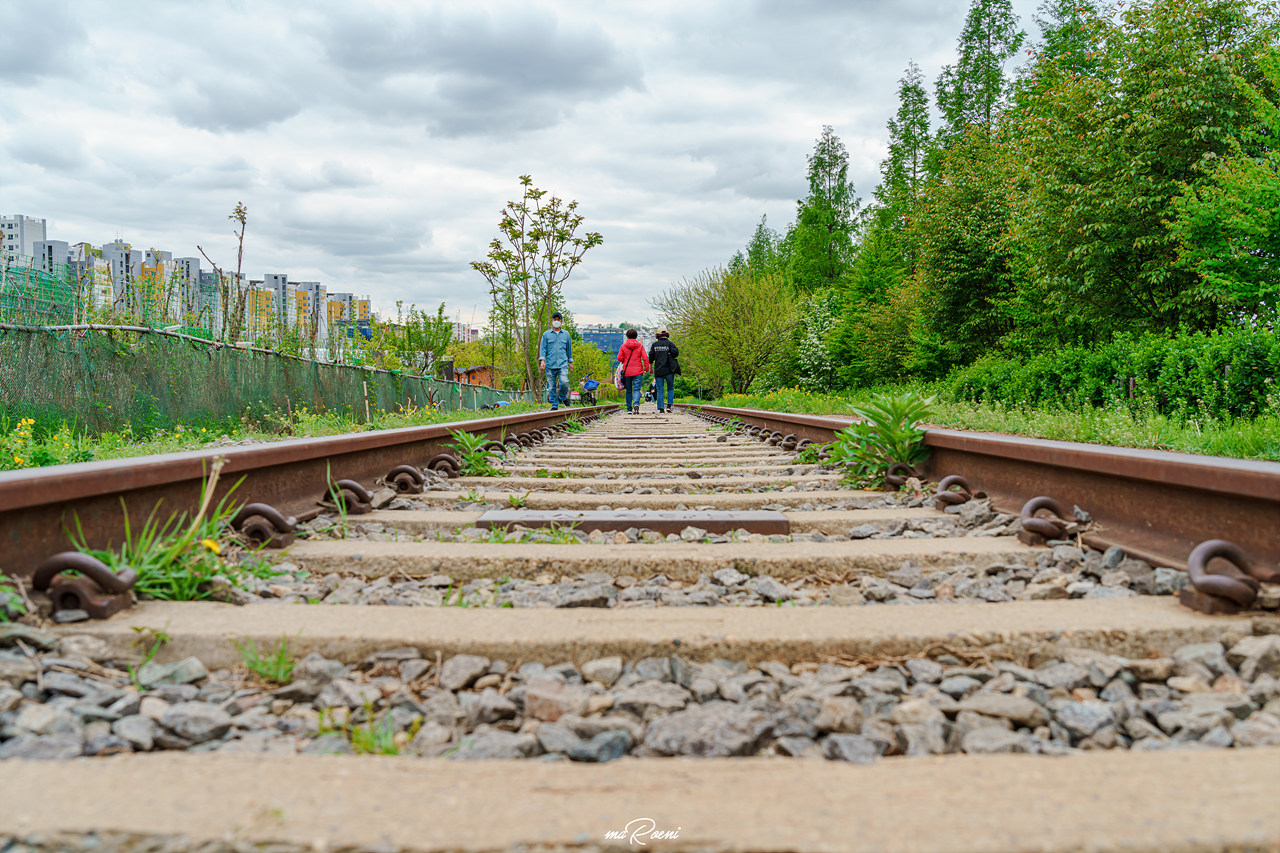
[826,391,935,486]
[655,0,1280,453]
[70,464,278,600]
[445,429,510,477]
[704,385,1280,461]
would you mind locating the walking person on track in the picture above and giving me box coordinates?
[538,312,573,410]
[648,327,680,414]
[617,328,649,414]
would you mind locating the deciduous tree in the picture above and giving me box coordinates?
[651,266,799,394]
[471,176,603,393]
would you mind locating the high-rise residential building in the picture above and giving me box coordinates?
[451,322,481,343]
[71,243,114,310]
[1,215,47,262]
[246,288,277,340]
[292,281,326,340]
[32,240,70,272]
[580,325,625,360]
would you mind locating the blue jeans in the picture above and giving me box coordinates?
[655,374,674,410]
[624,374,644,410]
[545,366,569,408]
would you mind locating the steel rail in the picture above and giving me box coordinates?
[677,403,1280,574]
[0,404,618,578]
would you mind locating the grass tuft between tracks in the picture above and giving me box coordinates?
[69,460,281,601]
[697,385,1280,462]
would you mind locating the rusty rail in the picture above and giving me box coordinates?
[677,403,1280,576]
[0,404,618,579]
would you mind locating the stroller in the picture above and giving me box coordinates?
[578,373,600,406]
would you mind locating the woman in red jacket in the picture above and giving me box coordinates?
[617,328,650,414]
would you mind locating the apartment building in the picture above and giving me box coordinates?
[1,215,47,262]
[3,212,377,347]
[451,322,481,343]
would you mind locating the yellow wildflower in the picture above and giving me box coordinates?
[199,538,221,555]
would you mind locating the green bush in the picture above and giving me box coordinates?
[945,328,1280,419]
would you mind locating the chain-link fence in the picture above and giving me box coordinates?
[0,325,530,434]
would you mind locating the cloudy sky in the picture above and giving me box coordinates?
[1,0,1042,327]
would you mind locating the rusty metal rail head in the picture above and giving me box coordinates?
[0,403,619,579]
[676,402,1280,586]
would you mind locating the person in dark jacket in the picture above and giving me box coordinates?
[616,328,649,414]
[648,327,679,413]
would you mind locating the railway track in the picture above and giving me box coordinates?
[1,403,1279,852]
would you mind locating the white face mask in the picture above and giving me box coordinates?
[551,320,562,329]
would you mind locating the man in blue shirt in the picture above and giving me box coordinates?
[538,311,573,410]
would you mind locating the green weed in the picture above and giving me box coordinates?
[235,636,295,685]
[69,462,275,601]
[127,625,172,690]
[531,468,574,479]
[317,702,405,755]
[826,390,935,486]
[506,492,530,508]
[445,430,509,477]
[0,576,26,622]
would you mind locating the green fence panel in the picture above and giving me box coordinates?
[0,327,531,434]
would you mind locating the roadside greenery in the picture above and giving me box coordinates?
[657,0,1280,453]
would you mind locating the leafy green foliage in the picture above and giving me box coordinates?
[318,702,403,755]
[789,126,860,293]
[70,474,274,601]
[827,390,935,486]
[947,327,1280,419]
[651,266,800,395]
[1171,47,1280,321]
[445,429,508,477]
[935,0,1025,144]
[0,576,27,622]
[236,636,295,685]
[471,175,604,394]
[531,468,574,478]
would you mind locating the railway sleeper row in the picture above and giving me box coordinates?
[4,408,1280,852]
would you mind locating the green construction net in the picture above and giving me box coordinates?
[0,261,78,326]
[0,326,530,435]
